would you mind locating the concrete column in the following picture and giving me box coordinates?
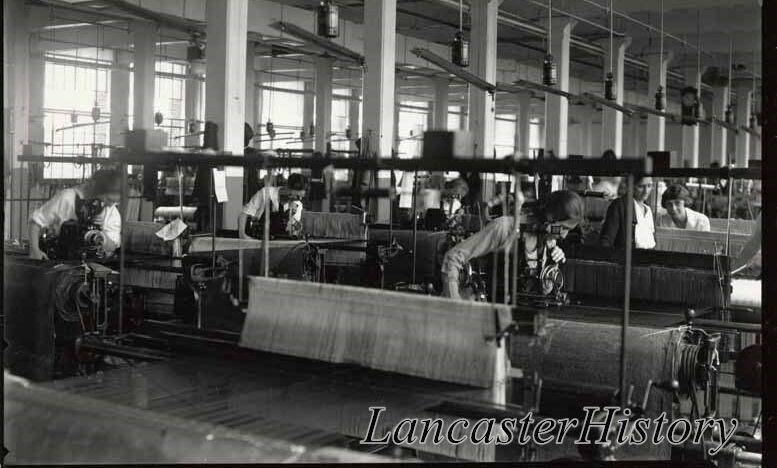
[362,0,397,223]
[734,85,752,167]
[628,116,641,157]
[516,91,532,158]
[393,103,401,152]
[28,34,45,152]
[752,123,761,160]
[184,67,203,148]
[645,52,673,152]
[599,37,631,156]
[132,22,157,131]
[581,105,595,157]
[5,2,31,240]
[302,80,315,150]
[711,85,730,166]
[681,67,702,168]
[314,56,333,154]
[468,0,499,158]
[426,101,435,131]
[361,0,396,158]
[459,105,468,130]
[544,18,576,157]
[205,0,248,228]
[432,79,449,130]
[348,88,361,152]
[111,51,132,149]
[244,45,257,143]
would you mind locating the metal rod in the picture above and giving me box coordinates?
[512,171,521,305]
[725,174,733,256]
[620,174,635,406]
[411,170,418,284]
[502,181,510,304]
[117,162,128,335]
[263,167,271,277]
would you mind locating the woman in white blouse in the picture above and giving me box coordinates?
[656,184,711,231]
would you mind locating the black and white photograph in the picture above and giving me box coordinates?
[2,0,771,465]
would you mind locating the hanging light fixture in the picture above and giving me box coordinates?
[91,103,101,122]
[154,112,164,126]
[604,0,616,101]
[654,0,666,111]
[451,0,469,67]
[542,0,557,86]
[317,0,339,38]
[309,122,315,137]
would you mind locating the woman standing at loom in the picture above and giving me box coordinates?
[441,190,584,300]
[599,176,656,249]
[656,184,711,231]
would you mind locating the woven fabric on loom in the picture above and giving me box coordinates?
[564,260,723,309]
[241,277,512,388]
[301,212,363,239]
[655,228,749,256]
[123,222,171,255]
[511,319,681,459]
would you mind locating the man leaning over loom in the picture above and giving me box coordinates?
[28,169,122,260]
[441,190,584,300]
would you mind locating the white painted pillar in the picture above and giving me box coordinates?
[245,45,257,143]
[459,104,468,130]
[468,0,499,158]
[28,34,45,152]
[711,85,730,166]
[646,52,673,152]
[303,80,315,150]
[516,91,532,158]
[111,51,132,149]
[205,0,248,228]
[544,18,576,157]
[734,85,752,167]
[681,67,702,167]
[132,21,157,131]
[433,79,449,130]
[362,0,397,223]
[348,88,361,152]
[314,56,333,154]
[582,104,595,157]
[599,37,631,156]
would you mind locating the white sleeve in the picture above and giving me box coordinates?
[242,188,266,217]
[101,205,122,246]
[29,189,76,229]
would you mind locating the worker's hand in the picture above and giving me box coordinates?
[30,248,49,261]
[515,187,526,208]
[103,237,118,254]
[548,245,566,264]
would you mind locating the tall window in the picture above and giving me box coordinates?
[260,80,305,150]
[494,115,516,158]
[397,101,428,159]
[43,48,112,179]
[154,60,187,146]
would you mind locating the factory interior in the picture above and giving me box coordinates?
[2,0,767,464]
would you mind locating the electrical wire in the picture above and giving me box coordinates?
[609,0,613,74]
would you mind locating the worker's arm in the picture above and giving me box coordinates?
[238,213,250,239]
[28,222,48,260]
[599,199,622,247]
[239,189,265,239]
[441,216,517,299]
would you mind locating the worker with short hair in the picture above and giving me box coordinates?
[600,175,656,249]
[441,189,584,300]
[28,168,123,260]
[238,173,308,239]
[657,184,710,231]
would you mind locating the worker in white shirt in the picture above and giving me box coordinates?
[441,190,584,300]
[600,176,656,249]
[29,169,123,260]
[656,184,711,231]
[238,173,308,239]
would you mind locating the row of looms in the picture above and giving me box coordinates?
[4,145,763,464]
[3,0,765,465]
